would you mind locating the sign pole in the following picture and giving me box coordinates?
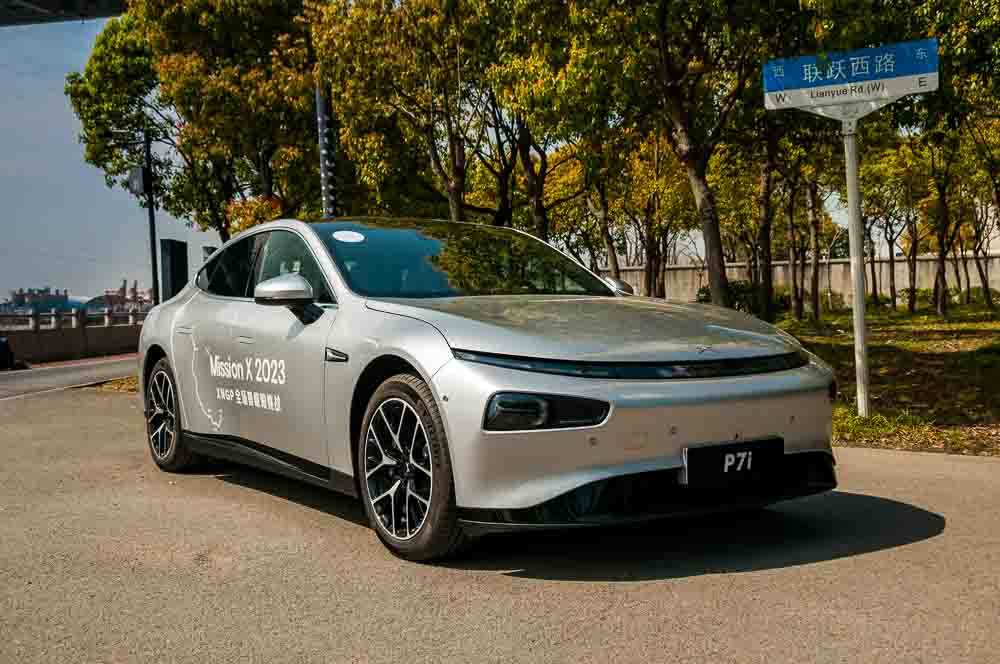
[841,118,870,417]
[763,37,939,418]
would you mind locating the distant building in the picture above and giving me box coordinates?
[1,287,78,313]
[87,279,153,313]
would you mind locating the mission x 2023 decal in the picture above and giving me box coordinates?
[208,352,285,414]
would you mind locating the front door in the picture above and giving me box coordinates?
[173,233,263,438]
[231,229,338,473]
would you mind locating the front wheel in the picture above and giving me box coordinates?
[358,373,466,561]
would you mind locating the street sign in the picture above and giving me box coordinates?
[126,165,145,197]
[762,38,940,419]
[764,38,938,111]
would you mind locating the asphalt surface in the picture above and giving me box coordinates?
[1,389,998,663]
[0,355,136,400]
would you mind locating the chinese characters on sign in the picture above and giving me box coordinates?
[793,54,896,83]
[763,38,938,110]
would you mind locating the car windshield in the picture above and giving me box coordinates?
[313,219,614,299]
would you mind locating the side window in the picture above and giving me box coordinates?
[199,236,257,298]
[254,231,333,304]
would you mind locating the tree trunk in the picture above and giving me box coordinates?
[426,133,466,222]
[515,119,547,240]
[961,247,973,305]
[807,181,821,321]
[907,221,918,314]
[950,244,963,299]
[883,223,897,310]
[887,245,897,310]
[786,187,802,320]
[973,252,995,310]
[682,159,729,308]
[657,233,668,298]
[590,185,619,279]
[936,242,949,316]
[864,225,878,307]
[756,161,774,321]
[798,249,807,316]
[446,188,464,222]
[645,247,661,297]
[581,232,600,273]
[492,173,513,227]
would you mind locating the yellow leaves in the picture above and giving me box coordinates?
[226,196,283,233]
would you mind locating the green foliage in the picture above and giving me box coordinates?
[62,0,1000,325]
[695,280,795,316]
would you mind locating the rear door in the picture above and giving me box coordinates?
[230,229,338,472]
[172,233,264,437]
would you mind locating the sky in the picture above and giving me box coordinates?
[0,20,217,301]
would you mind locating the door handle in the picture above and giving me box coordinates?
[236,335,254,345]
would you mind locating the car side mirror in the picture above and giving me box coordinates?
[254,273,315,307]
[604,276,635,295]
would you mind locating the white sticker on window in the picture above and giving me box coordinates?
[332,230,365,243]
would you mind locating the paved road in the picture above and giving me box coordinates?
[1,389,998,663]
[0,355,136,400]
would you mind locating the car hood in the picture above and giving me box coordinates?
[366,295,800,363]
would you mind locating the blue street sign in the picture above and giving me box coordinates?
[763,38,938,110]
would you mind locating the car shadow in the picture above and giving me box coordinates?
[199,460,369,528]
[446,491,945,581]
[188,462,945,581]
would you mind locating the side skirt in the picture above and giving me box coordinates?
[182,430,357,498]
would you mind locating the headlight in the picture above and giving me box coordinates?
[484,392,610,431]
[455,348,808,380]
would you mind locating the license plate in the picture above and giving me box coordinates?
[682,438,783,488]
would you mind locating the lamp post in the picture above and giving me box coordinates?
[124,128,160,306]
[315,74,337,218]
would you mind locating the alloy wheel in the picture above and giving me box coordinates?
[364,397,433,541]
[147,370,176,459]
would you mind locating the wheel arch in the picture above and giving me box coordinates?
[142,344,168,397]
[349,354,427,491]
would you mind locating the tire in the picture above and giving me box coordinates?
[145,358,198,472]
[357,373,466,561]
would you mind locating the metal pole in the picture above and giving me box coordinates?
[842,118,870,417]
[143,130,161,306]
[315,78,337,218]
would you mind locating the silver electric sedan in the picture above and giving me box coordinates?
[139,218,837,560]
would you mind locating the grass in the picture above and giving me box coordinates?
[780,303,1000,456]
[94,376,138,393]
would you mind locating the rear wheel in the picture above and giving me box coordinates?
[145,358,198,472]
[358,373,466,561]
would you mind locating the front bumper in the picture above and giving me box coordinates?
[432,355,836,512]
[456,451,836,534]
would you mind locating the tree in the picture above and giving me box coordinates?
[493,1,817,307]
[313,0,494,222]
[619,132,698,296]
[66,13,238,241]
[954,125,998,308]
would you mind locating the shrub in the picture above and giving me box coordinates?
[901,288,936,305]
[819,290,845,313]
[964,287,1000,305]
[697,280,789,316]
